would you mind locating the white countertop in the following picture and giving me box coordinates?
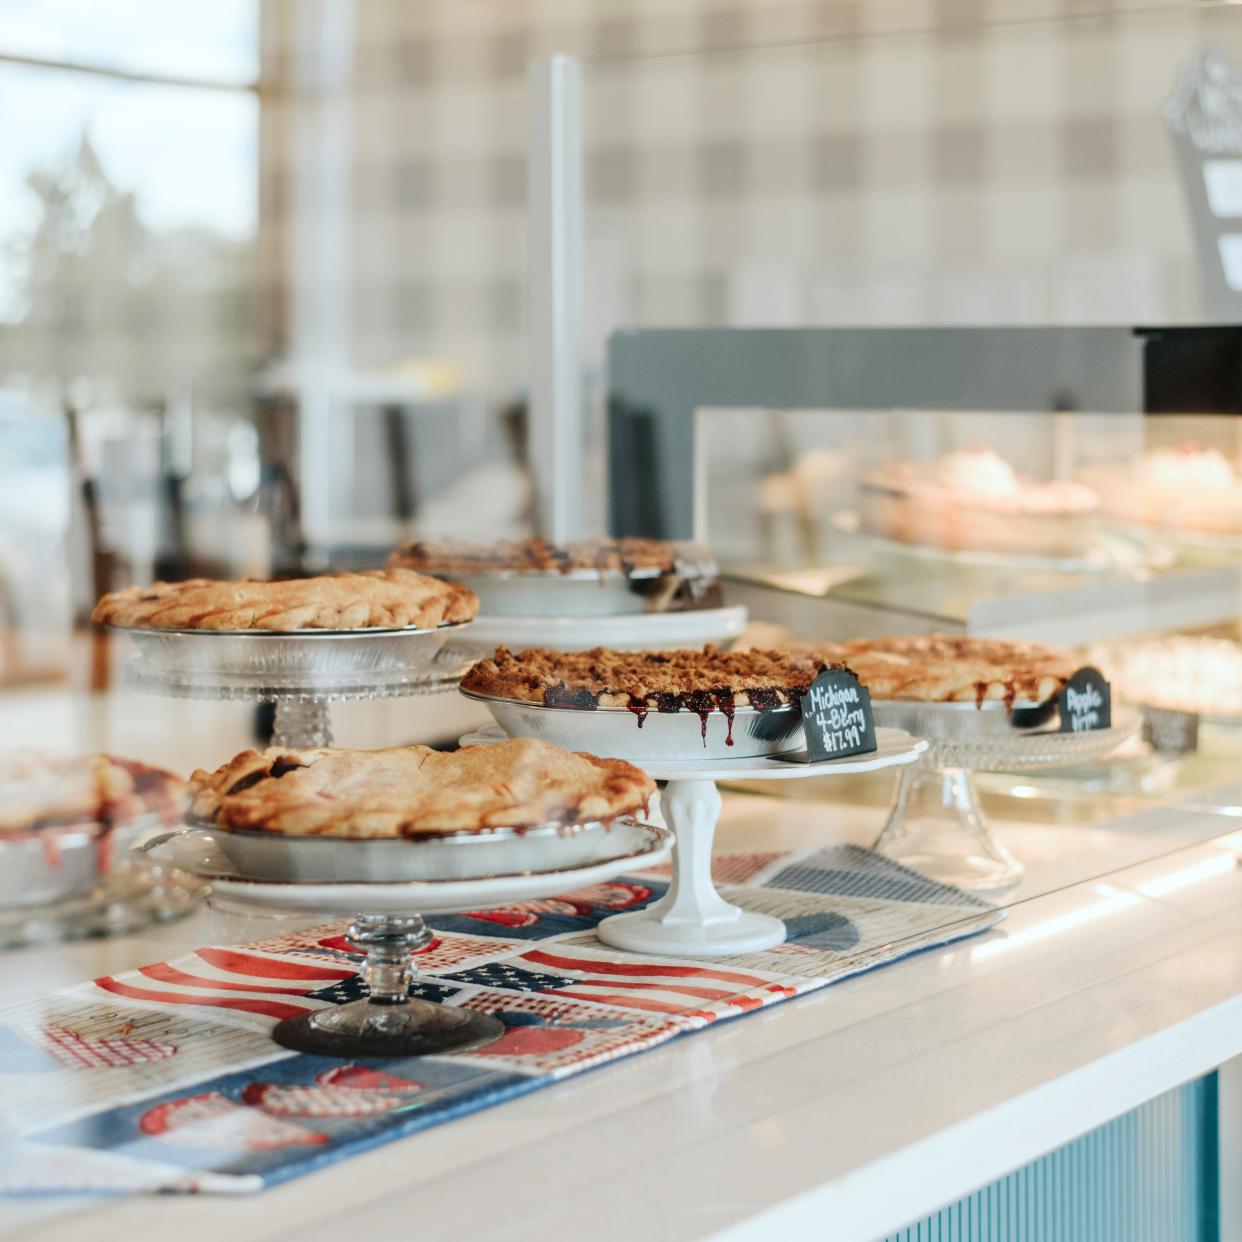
[3,689,1242,1241]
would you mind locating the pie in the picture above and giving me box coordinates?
[860,447,1098,556]
[189,738,654,838]
[92,569,478,632]
[802,634,1076,706]
[1081,635,1242,716]
[1082,445,1242,534]
[0,752,187,835]
[460,645,838,713]
[390,536,717,579]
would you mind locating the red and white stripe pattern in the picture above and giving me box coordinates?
[92,948,358,1024]
[513,946,798,1018]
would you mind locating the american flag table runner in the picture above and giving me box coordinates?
[0,845,1000,1194]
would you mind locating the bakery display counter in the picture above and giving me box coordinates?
[5,737,1242,1241]
[8,523,1242,1235]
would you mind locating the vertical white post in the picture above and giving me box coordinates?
[527,55,585,541]
[286,0,354,553]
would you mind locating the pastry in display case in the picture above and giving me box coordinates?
[94,569,481,748]
[814,632,1077,709]
[459,643,927,955]
[1082,443,1242,538]
[0,751,202,945]
[146,737,670,1056]
[859,447,1099,558]
[92,567,478,631]
[189,737,654,838]
[460,644,834,759]
[790,634,1136,891]
[390,535,720,616]
[396,536,748,653]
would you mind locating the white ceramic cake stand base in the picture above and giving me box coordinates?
[462,726,927,957]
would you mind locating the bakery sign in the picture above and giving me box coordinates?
[1059,667,1111,733]
[1163,48,1242,315]
[800,668,878,762]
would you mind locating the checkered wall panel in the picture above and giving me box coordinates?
[338,1,1242,399]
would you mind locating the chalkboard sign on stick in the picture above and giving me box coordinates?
[800,669,878,762]
[1059,667,1111,733]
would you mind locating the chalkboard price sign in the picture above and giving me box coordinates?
[800,669,878,762]
[1058,667,1111,733]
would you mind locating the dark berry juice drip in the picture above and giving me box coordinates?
[1002,678,1016,711]
[713,689,736,746]
[653,692,680,713]
[627,697,650,729]
[974,681,989,709]
[683,690,716,743]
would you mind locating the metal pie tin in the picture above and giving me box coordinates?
[150,817,660,885]
[460,690,803,761]
[439,565,720,618]
[112,621,472,699]
[0,819,147,908]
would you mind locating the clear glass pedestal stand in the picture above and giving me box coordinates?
[871,710,1141,895]
[272,914,505,1057]
[873,765,1023,893]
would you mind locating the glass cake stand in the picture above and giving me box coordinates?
[141,817,672,1057]
[870,703,1141,893]
[109,622,476,747]
[462,723,928,957]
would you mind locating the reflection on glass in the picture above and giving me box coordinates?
[0,0,259,85]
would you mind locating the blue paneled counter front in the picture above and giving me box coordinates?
[889,1076,1218,1242]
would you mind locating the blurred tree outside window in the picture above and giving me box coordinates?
[0,1,260,683]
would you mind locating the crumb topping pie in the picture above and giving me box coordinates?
[804,634,1076,707]
[391,536,717,579]
[461,645,839,719]
[0,752,187,835]
[92,568,478,632]
[189,738,655,838]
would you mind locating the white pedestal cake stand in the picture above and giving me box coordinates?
[462,725,928,956]
[109,622,475,748]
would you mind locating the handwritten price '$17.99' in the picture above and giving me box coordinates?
[815,706,866,753]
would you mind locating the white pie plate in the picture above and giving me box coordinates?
[448,604,749,656]
[140,819,672,915]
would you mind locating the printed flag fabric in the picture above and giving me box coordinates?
[0,845,1000,1195]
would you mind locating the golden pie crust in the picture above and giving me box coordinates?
[92,569,478,632]
[390,536,716,578]
[0,753,188,835]
[189,738,655,838]
[860,449,1097,556]
[805,634,1076,706]
[461,645,839,711]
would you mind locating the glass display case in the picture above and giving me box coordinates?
[607,323,1242,896]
